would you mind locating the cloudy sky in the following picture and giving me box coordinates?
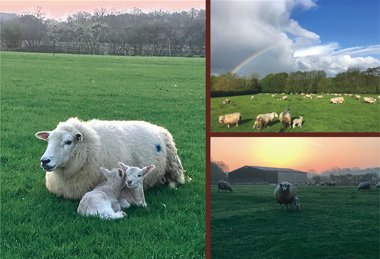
[211,0,380,78]
[211,137,380,173]
[1,0,204,19]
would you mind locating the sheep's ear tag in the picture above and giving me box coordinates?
[76,133,83,141]
[118,169,123,177]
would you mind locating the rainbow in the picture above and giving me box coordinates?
[231,44,278,74]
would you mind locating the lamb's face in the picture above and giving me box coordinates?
[273,112,278,118]
[118,162,155,189]
[35,129,82,172]
[219,116,224,124]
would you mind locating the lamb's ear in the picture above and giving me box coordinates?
[143,165,156,176]
[35,131,51,141]
[100,167,111,178]
[118,168,123,177]
[75,133,83,141]
[117,162,129,172]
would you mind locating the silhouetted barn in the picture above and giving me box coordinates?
[228,166,307,184]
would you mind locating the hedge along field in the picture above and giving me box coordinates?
[211,185,379,259]
[211,93,380,132]
[1,52,205,258]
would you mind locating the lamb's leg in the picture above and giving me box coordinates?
[118,198,131,209]
[227,124,230,128]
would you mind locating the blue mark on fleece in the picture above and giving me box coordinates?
[155,144,162,152]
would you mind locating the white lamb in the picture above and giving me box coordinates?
[292,116,303,128]
[77,167,126,219]
[117,162,155,208]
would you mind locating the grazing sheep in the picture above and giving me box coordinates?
[251,96,254,99]
[253,112,278,132]
[357,182,372,191]
[282,96,288,101]
[326,181,336,186]
[376,182,380,188]
[378,96,380,100]
[279,109,292,128]
[292,116,303,128]
[272,94,276,98]
[219,113,241,128]
[274,181,297,210]
[117,162,155,208]
[290,196,300,211]
[317,95,323,99]
[35,117,185,199]
[330,97,344,104]
[305,94,311,98]
[363,97,375,104]
[355,95,361,100]
[217,180,233,192]
[77,167,126,219]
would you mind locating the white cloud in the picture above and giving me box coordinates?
[211,0,380,78]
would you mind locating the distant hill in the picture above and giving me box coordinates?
[0,12,18,23]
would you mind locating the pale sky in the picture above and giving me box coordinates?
[0,1,205,19]
[211,137,380,173]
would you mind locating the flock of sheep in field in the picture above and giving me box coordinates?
[216,180,380,212]
[218,92,379,131]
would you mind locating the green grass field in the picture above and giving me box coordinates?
[211,184,379,259]
[211,93,380,132]
[1,52,205,258]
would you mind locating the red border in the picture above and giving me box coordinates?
[205,0,211,258]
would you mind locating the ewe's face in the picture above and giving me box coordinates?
[36,130,81,171]
[280,183,290,192]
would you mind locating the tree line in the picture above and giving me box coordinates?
[211,67,380,96]
[0,7,205,57]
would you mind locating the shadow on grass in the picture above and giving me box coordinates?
[239,118,253,126]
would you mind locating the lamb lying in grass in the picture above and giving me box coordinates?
[118,162,156,208]
[77,167,126,219]
[292,116,303,128]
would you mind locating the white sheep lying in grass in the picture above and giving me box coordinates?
[330,97,344,104]
[274,181,297,210]
[219,113,241,128]
[118,162,155,208]
[77,167,126,219]
[223,99,231,104]
[292,116,303,128]
[279,109,292,128]
[253,112,278,132]
[35,117,185,199]
[364,97,376,104]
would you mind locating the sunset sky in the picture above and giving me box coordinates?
[0,0,205,19]
[211,137,380,173]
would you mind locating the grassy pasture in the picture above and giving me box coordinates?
[211,185,379,259]
[1,52,205,258]
[211,93,380,132]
